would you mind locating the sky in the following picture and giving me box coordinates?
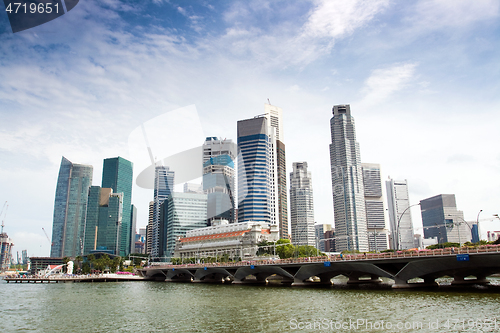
[1,0,499,258]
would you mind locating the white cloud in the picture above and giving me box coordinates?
[359,63,417,106]
[408,0,500,30]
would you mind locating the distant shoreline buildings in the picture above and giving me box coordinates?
[44,101,492,264]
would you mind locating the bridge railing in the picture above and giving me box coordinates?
[144,244,500,270]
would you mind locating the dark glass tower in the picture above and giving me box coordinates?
[101,157,133,256]
[51,157,93,258]
[237,117,270,223]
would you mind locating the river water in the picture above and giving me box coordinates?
[1,278,500,332]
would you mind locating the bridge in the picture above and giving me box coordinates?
[139,245,500,288]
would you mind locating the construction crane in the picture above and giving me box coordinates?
[42,227,52,247]
[0,201,8,234]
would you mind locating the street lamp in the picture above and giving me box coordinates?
[396,203,420,250]
[476,209,483,241]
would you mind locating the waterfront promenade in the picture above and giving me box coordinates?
[3,273,144,283]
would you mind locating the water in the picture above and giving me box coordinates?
[1,278,500,332]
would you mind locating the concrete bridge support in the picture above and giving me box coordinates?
[451,275,490,286]
[392,277,438,289]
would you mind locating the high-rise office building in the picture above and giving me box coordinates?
[324,229,336,252]
[101,157,133,256]
[420,194,470,244]
[315,224,332,252]
[162,192,207,259]
[289,162,315,246]
[151,165,174,258]
[264,104,288,239]
[83,186,123,255]
[237,117,270,223]
[386,179,415,250]
[329,105,368,252]
[51,157,93,258]
[0,231,13,271]
[130,204,137,253]
[202,137,237,225]
[146,201,153,255]
[362,163,388,251]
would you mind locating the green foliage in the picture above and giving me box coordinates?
[274,239,323,259]
[426,242,459,249]
[82,262,91,274]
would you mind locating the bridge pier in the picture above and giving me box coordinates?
[347,274,382,285]
[451,275,490,286]
[392,277,438,289]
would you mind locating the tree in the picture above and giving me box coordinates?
[74,256,83,274]
[276,239,295,259]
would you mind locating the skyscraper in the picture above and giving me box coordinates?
[101,157,133,256]
[83,186,123,255]
[151,165,174,258]
[362,164,388,251]
[51,157,93,258]
[420,194,470,244]
[162,192,207,259]
[264,104,288,239]
[202,137,236,224]
[386,178,415,250]
[146,201,153,255]
[329,105,368,252]
[289,162,315,246]
[237,117,270,223]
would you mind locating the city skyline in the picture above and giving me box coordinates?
[1,1,499,257]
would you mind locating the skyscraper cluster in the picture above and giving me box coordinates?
[51,156,134,258]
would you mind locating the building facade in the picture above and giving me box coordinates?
[202,137,237,224]
[329,105,368,252]
[289,162,315,247]
[386,179,415,250]
[362,163,389,251]
[174,220,279,260]
[264,104,287,236]
[237,117,270,223]
[151,165,174,258]
[420,194,470,244]
[83,186,123,255]
[315,224,332,252]
[51,157,93,258]
[0,232,13,271]
[101,157,133,256]
[162,192,207,260]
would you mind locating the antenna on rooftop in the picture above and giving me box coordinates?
[267,98,271,105]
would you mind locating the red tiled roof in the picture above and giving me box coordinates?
[180,230,250,243]
[180,228,273,243]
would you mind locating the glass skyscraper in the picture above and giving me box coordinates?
[237,117,270,223]
[202,137,236,225]
[329,105,368,252]
[163,192,207,259]
[83,186,123,255]
[151,165,174,258]
[51,157,93,258]
[101,157,133,256]
[386,178,415,250]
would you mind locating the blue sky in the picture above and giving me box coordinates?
[1,0,499,258]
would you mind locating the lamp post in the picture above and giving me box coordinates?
[396,203,420,250]
[476,209,483,241]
